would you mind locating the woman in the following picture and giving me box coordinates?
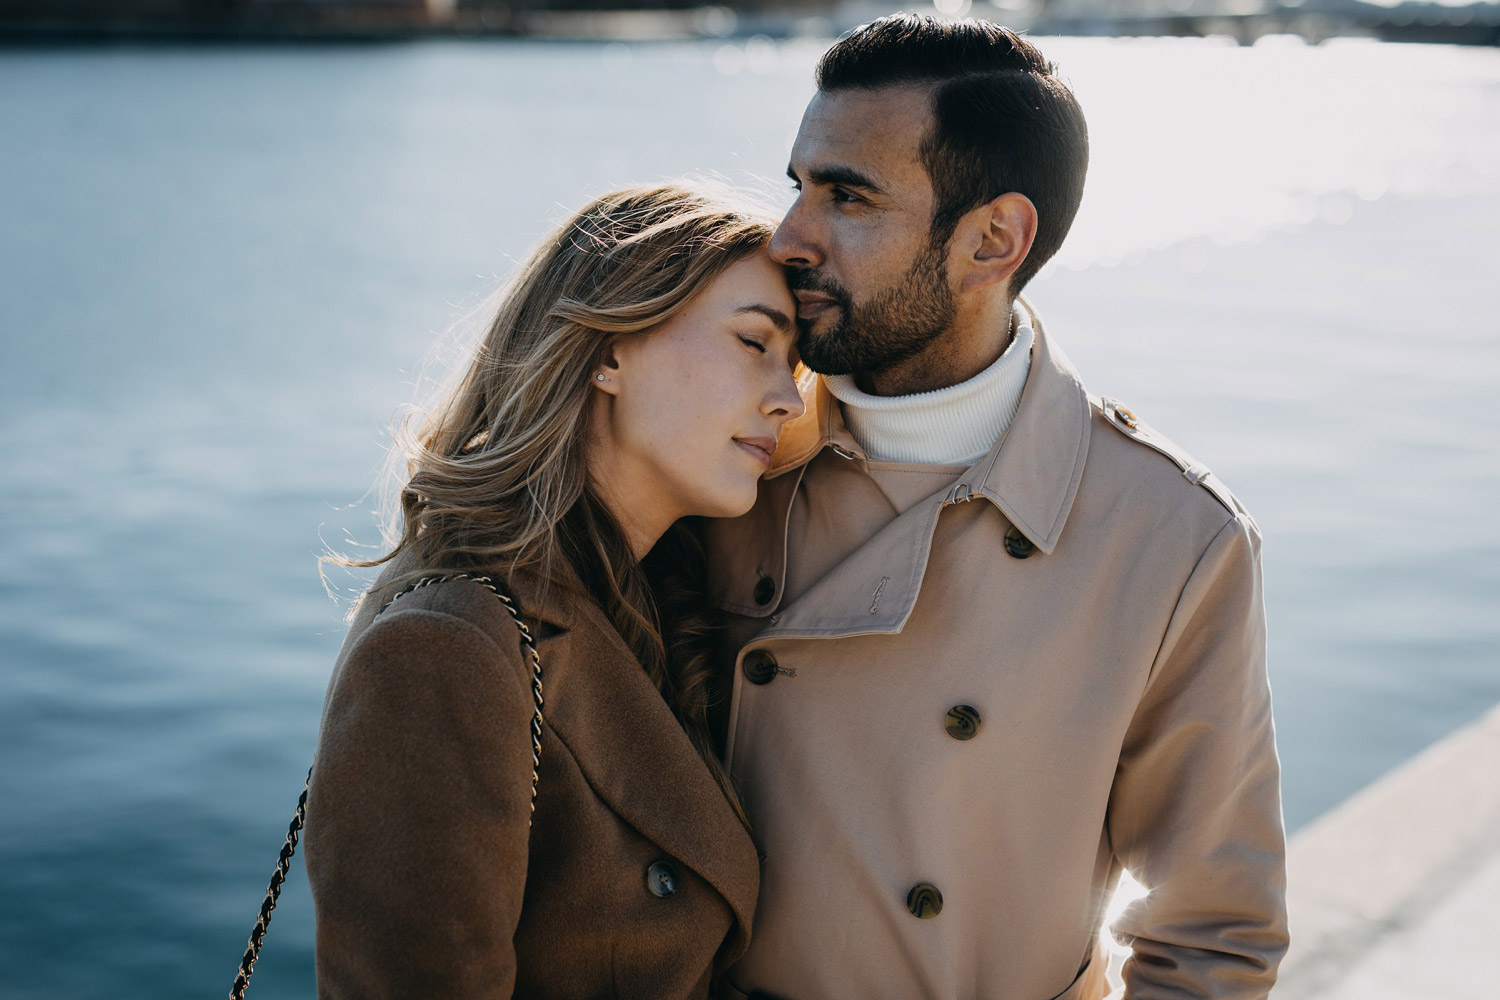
[303,184,804,999]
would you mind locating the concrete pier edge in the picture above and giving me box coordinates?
[1276,701,1500,998]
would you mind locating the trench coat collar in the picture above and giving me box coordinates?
[503,563,761,952]
[767,296,1090,555]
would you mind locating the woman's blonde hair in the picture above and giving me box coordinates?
[349,182,776,826]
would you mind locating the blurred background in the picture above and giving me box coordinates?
[1,1,1497,998]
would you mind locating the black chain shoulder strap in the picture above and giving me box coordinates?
[229,573,545,1000]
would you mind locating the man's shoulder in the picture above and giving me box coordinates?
[1085,395,1258,537]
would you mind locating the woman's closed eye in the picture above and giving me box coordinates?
[739,335,768,354]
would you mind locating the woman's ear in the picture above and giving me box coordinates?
[957,192,1038,294]
[593,336,626,396]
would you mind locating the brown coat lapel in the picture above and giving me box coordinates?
[507,570,761,948]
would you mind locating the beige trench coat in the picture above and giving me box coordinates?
[701,299,1288,1000]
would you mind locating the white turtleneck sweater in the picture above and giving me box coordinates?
[824,302,1034,466]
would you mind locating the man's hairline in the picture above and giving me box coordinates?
[795,80,946,201]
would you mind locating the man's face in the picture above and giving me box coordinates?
[772,85,956,377]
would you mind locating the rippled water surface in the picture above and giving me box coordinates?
[1,35,1497,999]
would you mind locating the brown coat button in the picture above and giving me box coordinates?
[743,649,778,685]
[646,860,679,897]
[753,574,776,606]
[906,882,943,918]
[1004,526,1035,559]
[945,705,981,740]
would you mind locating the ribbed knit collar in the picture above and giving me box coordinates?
[823,301,1034,465]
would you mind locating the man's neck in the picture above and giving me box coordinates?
[826,300,1035,466]
[855,294,1017,397]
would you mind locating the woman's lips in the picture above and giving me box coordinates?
[734,437,775,469]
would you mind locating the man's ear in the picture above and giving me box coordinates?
[956,192,1038,294]
[593,335,627,396]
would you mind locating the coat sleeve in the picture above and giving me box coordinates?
[1107,513,1289,999]
[304,607,537,999]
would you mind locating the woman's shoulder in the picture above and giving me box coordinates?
[333,575,534,701]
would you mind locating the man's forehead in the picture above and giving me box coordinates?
[791,85,934,179]
[806,83,933,116]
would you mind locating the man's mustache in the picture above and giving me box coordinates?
[786,268,850,304]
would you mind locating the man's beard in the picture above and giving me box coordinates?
[789,233,956,377]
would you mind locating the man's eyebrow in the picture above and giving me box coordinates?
[734,304,793,334]
[787,162,885,196]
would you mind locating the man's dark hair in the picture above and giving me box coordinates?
[817,14,1089,294]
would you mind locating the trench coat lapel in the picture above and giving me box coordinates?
[762,477,952,639]
[971,300,1091,555]
[507,569,760,940]
[700,467,807,618]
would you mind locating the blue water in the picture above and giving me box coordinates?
[2,37,1497,999]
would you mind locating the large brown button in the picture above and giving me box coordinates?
[753,574,776,606]
[743,649,778,685]
[1004,526,1035,559]
[945,705,981,740]
[906,882,943,918]
[646,860,679,898]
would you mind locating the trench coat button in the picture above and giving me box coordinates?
[753,574,776,606]
[945,705,981,740]
[646,860,679,898]
[1004,526,1036,559]
[906,882,943,918]
[743,649,778,685]
[1115,405,1139,429]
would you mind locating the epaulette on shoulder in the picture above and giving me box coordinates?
[1096,396,1253,525]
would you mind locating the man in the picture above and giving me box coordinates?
[702,15,1288,1000]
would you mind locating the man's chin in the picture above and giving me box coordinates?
[795,343,861,378]
[795,314,849,374]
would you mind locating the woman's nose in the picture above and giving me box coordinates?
[763,367,808,423]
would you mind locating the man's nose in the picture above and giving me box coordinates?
[770,202,822,269]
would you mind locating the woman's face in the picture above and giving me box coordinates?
[590,251,805,551]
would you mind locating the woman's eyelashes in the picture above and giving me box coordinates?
[738,334,768,354]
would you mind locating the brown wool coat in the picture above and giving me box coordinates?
[302,564,760,1000]
[700,299,1288,1000]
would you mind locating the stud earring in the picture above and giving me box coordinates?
[596,373,606,382]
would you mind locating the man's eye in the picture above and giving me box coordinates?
[739,336,768,354]
[831,187,858,205]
